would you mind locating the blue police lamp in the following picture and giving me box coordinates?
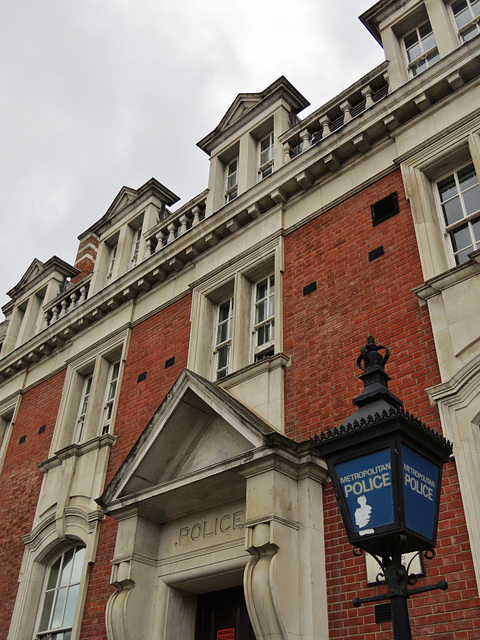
[313,337,452,640]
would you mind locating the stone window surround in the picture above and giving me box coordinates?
[50,330,129,455]
[448,0,480,44]
[400,120,480,281]
[0,395,20,474]
[90,205,159,296]
[435,161,480,265]
[6,509,101,640]
[34,545,86,639]
[187,237,283,382]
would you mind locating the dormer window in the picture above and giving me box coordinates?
[225,158,238,203]
[259,132,274,179]
[403,20,440,77]
[450,0,480,42]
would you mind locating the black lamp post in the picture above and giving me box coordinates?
[313,337,452,640]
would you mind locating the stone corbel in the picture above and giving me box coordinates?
[106,563,135,640]
[244,522,292,640]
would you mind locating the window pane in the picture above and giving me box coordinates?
[59,548,75,587]
[404,31,418,49]
[46,557,62,590]
[463,184,480,215]
[418,21,433,39]
[218,301,232,322]
[451,224,472,252]
[472,217,480,240]
[217,345,230,370]
[442,197,463,225]
[461,23,479,40]
[438,176,458,202]
[257,325,267,346]
[473,0,480,17]
[422,32,436,51]
[256,300,267,324]
[63,584,80,627]
[406,42,422,63]
[456,5,473,27]
[70,547,85,584]
[217,321,229,344]
[39,591,55,630]
[458,164,478,189]
[452,0,468,14]
[426,49,440,65]
[51,587,67,628]
[256,279,268,301]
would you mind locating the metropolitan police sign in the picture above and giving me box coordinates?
[401,444,440,541]
[336,449,394,536]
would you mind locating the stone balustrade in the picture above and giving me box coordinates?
[44,280,90,327]
[281,64,389,160]
[145,198,206,255]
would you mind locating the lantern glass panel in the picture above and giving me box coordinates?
[335,448,394,535]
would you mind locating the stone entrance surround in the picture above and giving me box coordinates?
[99,369,329,640]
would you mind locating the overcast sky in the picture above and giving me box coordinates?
[0,0,384,314]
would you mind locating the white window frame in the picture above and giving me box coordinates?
[100,359,121,435]
[258,132,274,180]
[51,334,128,453]
[403,19,440,77]
[73,373,93,443]
[252,274,275,362]
[225,158,239,203]
[130,226,143,268]
[214,298,234,379]
[34,545,86,640]
[449,0,480,42]
[188,239,283,381]
[435,162,480,265]
[106,242,118,280]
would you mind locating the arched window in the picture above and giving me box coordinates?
[35,545,85,639]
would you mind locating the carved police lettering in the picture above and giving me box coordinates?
[177,509,245,545]
[191,523,201,540]
[220,514,231,533]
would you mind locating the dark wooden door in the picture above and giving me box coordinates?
[196,586,256,640]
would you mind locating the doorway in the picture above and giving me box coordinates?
[195,586,256,640]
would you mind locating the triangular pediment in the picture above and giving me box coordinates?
[5,256,78,304]
[217,93,264,132]
[105,186,138,219]
[99,370,275,515]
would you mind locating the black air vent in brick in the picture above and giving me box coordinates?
[368,246,385,262]
[303,281,317,296]
[137,371,147,383]
[374,603,392,624]
[19,435,26,444]
[38,424,46,434]
[165,356,175,369]
[371,191,399,226]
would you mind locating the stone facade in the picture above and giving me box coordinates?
[1,0,480,638]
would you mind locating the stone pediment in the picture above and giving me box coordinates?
[217,93,264,132]
[104,186,139,219]
[5,256,78,303]
[99,369,276,518]
[197,77,309,154]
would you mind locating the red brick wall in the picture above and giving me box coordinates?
[79,293,192,639]
[0,370,65,638]
[284,169,480,639]
[283,169,440,439]
[72,233,99,283]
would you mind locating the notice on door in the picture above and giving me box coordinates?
[217,629,235,640]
